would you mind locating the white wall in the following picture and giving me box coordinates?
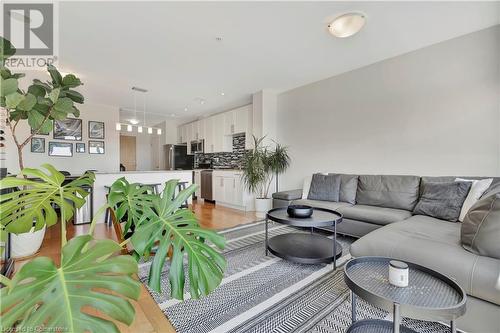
[5,102,120,175]
[277,26,500,189]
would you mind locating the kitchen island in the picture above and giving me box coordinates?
[93,170,193,223]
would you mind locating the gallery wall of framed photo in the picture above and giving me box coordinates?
[4,103,120,174]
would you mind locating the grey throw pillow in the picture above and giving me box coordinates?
[330,173,358,204]
[413,181,472,222]
[308,173,341,202]
[461,192,500,259]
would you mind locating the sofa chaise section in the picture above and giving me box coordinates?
[350,215,500,332]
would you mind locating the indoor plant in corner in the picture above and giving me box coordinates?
[0,165,227,332]
[1,37,84,258]
[242,136,290,218]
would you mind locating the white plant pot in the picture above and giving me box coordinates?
[255,198,272,219]
[11,225,46,259]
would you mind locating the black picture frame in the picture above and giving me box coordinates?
[31,137,45,153]
[88,121,105,139]
[48,142,73,157]
[76,142,85,153]
[53,118,82,141]
[89,140,105,154]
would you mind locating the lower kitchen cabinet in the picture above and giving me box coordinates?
[193,170,201,198]
[213,170,254,211]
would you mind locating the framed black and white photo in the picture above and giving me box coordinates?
[88,121,105,139]
[76,143,85,153]
[48,142,73,157]
[89,140,105,154]
[53,118,82,141]
[31,137,45,153]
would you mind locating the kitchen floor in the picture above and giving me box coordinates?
[11,199,259,333]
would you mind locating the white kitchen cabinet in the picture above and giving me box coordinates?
[213,113,231,152]
[223,111,234,136]
[178,124,188,143]
[213,170,254,211]
[193,170,201,198]
[194,120,204,141]
[204,117,214,153]
[233,105,250,134]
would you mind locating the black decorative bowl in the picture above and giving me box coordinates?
[287,205,313,218]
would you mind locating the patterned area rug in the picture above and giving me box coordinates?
[138,221,453,333]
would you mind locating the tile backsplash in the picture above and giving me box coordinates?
[195,133,247,169]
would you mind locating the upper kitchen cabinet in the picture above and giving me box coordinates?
[224,105,251,136]
[204,116,214,153]
[213,113,232,152]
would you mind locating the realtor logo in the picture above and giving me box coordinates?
[2,2,58,69]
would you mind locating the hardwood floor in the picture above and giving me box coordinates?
[12,200,258,333]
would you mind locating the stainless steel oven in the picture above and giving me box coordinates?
[190,140,204,154]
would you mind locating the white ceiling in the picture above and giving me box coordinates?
[57,1,500,123]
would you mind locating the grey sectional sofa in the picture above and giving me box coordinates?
[272,174,500,332]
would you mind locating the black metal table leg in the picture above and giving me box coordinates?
[265,218,269,256]
[333,221,338,270]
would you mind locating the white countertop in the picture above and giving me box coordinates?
[95,170,193,175]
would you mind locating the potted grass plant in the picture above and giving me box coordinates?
[242,136,290,218]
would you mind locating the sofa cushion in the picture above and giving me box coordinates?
[350,215,500,305]
[272,189,303,201]
[461,192,500,259]
[292,199,352,212]
[356,175,420,211]
[332,174,358,204]
[420,176,500,198]
[413,181,471,222]
[308,173,341,201]
[337,204,411,226]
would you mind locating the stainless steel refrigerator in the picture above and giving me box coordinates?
[164,144,194,170]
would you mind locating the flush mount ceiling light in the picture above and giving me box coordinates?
[328,13,366,38]
[129,119,139,125]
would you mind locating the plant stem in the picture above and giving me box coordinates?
[60,188,67,250]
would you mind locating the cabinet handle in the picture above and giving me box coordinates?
[231,124,234,134]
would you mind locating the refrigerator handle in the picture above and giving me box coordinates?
[168,146,173,170]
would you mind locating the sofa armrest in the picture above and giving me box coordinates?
[272,189,303,201]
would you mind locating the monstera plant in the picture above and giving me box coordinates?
[108,178,226,297]
[0,166,227,332]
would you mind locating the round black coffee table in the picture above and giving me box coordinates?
[265,207,343,269]
[344,257,466,333]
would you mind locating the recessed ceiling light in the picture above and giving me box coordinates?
[221,92,225,96]
[184,107,188,112]
[171,114,176,117]
[129,119,139,125]
[328,13,366,38]
[200,99,206,105]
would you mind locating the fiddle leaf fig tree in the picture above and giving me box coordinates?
[0,37,84,171]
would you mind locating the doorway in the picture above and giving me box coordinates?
[120,135,136,171]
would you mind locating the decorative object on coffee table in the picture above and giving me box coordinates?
[344,256,466,333]
[266,207,343,269]
[287,204,313,218]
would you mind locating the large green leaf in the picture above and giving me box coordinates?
[0,164,94,233]
[65,89,84,104]
[130,180,226,298]
[62,74,82,88]
[0,235,141,333]
[47,65,62,85]
[17,93,37,111]
[1,77,18,97]
[28,110,52,134]
[0,37,16,62]
[107,177,155,234]
[5,92,24,109]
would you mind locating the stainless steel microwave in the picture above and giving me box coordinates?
[190,140,204,154]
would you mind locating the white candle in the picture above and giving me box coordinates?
[389,260,409,287]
